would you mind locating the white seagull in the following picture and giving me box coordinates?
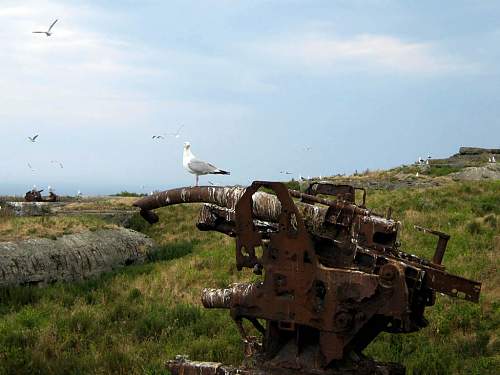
[152,135,165,140]
[183,142,230,186]
[28,134,39,143]
[166,125,184,138]
[50,160,64,168]
[33,19,58,37]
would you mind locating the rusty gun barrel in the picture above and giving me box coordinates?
[201,288,233,309]
[201,283,259,309]
[133,186,396,242]
[134,186,283,224]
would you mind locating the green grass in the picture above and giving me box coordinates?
[112,191,144,197]
[427,165,463,176]
[0,181,499,374]
[0,214,116,241]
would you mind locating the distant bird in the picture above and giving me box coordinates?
[27,163,35,171]
[183,142,230,186]
[418,156,423,164]
[32,19,58,37]
[152,135,164,140]
[48,185,53,193]
[51,160,64,168]
[280,171,293,175]
[303,146,312,152]
[166,125,184,139]
[28,135,39,143]
[427,154,432,159]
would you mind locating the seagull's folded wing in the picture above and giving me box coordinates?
[188,159,219,174]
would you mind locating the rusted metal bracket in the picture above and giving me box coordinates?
[305,182,366,207]
[414,225,450,266]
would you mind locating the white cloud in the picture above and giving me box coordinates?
[254,32,474,74]
[0,0,269,132]
[0,1,175,128]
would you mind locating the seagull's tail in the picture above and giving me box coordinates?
[214,169,230,175]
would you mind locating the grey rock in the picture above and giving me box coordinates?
[449,164,500,181]
[0,228,155,287]
[459,147,500,155]
[1,202,58,216]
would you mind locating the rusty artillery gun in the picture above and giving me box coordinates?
[24,189,58,202]
[134,181,482,375]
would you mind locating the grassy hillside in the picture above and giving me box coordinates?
[0,181,498,374]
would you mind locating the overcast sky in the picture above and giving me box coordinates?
[1,0,499,195]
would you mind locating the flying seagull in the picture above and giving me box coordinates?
[183,142,230,186]
[28,134,39,143]
[166,125,184,139]
[32,19,58,36]
[50,160,64,168]
[280,171,293,175]
[27,163,35,172]
[152,135,165,139]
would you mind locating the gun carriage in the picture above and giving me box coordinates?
[134,181,481,374]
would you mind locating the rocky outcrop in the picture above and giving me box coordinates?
[431,146,499,167]
[0,228,155,287]
[449,163,500,181]
[459,147,500,155]
[1,202,58,216]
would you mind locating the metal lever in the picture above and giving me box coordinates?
[414,225,450,265]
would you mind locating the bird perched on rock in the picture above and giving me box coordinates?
[183,142,230,186]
